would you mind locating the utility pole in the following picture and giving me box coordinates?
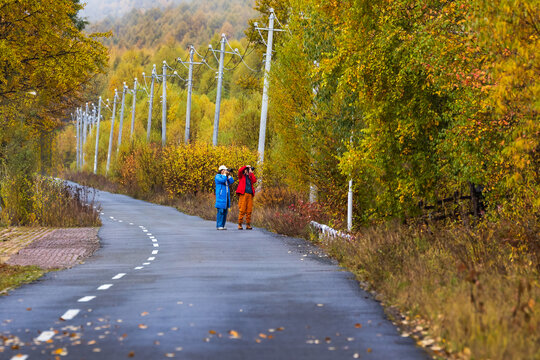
[347,178,353,231]
[106,89,118,174]
[82,103,89,166]
[177,46,204,144]
[255,9,283,165]
[161,61,167,147]
[117,83,127,152]
[130,78,137,140]
[185,47,194,144]
[146,65,156,143]
[212,34,226,146]
[257,10,275,164]
[93,97,102,174]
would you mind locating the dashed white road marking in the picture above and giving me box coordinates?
[134,266,144,270]
[60,309,80,320]
[109,216,114,219]
[35,330,55,342]
[77,296,96,302]
[149,236,155,239]
[112,273,126,280]
[118,220,123,223]
[139,226,145,229]
[142,229,148,232]
[147,257,155,261]
[152,239,158,242]
[97,284,113,290]
[143,262,150,265]
[129,223,134,225]
[11,354,29,360]
[147,233,152,236]
[153,244,159,247]
[152,250,159,255]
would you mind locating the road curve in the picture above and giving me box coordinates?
[0,188,429,359]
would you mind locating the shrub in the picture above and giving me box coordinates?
[162,143,257,196]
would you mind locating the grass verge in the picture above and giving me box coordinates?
[0,263,45,295]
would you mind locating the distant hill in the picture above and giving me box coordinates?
[88,0,257,49]
[81,0,191,21]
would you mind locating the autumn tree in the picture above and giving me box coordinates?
[0,0,108,224]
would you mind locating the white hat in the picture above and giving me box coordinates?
[218,165,228,171]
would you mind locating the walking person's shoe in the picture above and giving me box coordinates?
[246,224,253,230]
[217,227,225,230]
[238,224,244,230]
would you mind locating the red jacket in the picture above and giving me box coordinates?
[236,166,257,195]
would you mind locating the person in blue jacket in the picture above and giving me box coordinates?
[215,165,234,230]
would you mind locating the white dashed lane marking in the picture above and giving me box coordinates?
[143,262,150,265]
[152,239,157,242]
[112,273,126,280]
[147,257,155,261]
[60,309,80,320]
[11,354,29,360]
[152,250,159,255]
[97,284,113,290]
[35,330,55,342]
[153,244,159,247]
[134,266,144,270]
[77,296,96,302]
[142,229,148,232]
[147,233,152,236]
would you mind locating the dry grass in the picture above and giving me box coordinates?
[319,219,539,360]
[31,177,101,227]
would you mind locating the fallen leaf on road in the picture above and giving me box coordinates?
[165,353,175,358]
[209,330,217,335]
[52,348,67,356]
[259,333,267,339]
[26,308,32,311]
[141,312,149,316]
[128,351,135,357]
[138,324,148,329]
[276,327,285,331]
[87,340,96,345]
[355,323,362,328]
[154,340,160,345]
[93,348,101,352]
[228,330,240,339]
[255,339,261,343]
[367,348,372,353]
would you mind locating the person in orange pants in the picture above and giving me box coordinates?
[236,165,257,230]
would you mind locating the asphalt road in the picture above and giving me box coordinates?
[0,189,429,360]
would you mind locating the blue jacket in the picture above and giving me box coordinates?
[215,174,234,209]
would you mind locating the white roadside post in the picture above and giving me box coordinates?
[347,179,353,232]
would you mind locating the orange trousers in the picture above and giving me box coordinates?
[238,193,254,225]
